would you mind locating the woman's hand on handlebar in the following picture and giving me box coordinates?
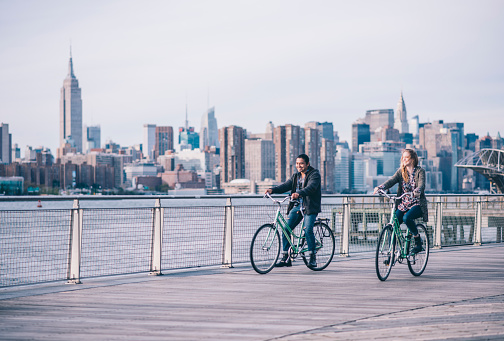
[373,187,381,195]
[291,192,300,200]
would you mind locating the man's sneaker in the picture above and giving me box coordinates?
[411,236,424,254]
[275,253,292,267]
[308,253,317,267]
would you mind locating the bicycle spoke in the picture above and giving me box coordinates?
[376,225,395,281]
[301,222,335,271]
[250,224,280,274]
[407,224,430,276]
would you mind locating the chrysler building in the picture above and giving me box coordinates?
[394,91,409,134]
[60,50,83,152]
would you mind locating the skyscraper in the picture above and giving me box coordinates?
[219,125,245,184]
[304,127,320,170]
[320,138,335,193]
[143,124,156,160]
[200,107,220,149]
[84,125,101,152]
[245,138,275,182]
[334,145,351,193]
[394,92,409,134]
[178,105,199,151]
[60,51,83,153]
[364,109,394,132]
[0,123,12,164]
[409,115,420,143]
[274,124,302,182]
[352,121,370,152]
[154,126,174,159]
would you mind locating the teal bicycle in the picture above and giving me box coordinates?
[375,189,430,281]
[250,193,335,274]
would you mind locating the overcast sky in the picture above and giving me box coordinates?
[1,0,503,154]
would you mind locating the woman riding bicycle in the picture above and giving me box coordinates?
[373,148,428,254]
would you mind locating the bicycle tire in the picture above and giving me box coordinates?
[376,224,395,281]
[301,222,335,271]
[407,224,430,276]
[250,224,281,274]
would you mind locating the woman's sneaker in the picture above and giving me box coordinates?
[411,236,424,254]
[308,253,317,267]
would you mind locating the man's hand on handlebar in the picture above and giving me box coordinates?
[291,192,300,200]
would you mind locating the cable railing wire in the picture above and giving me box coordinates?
[0,194,502,287]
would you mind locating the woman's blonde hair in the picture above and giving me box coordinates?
[401,148,419,182]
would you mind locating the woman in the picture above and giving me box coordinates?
[373,148,428,254]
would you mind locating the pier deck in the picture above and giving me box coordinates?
[1,245,503,340]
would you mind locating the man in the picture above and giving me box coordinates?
[265,154,322,267]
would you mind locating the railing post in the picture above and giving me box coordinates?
[149,198,163,275]
[474,196,482,246]
[434,196,443,249]
[67,199,82,284]
[222,197,234,268]
[340,196,350,257]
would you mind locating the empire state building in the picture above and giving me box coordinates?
[60,52,83,152]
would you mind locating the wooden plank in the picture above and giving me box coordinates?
[0,245,503,340]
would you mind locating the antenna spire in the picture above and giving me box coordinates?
[185,101,189,131]
[67,45,75,78]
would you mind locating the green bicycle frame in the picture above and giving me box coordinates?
[390,211,413,258]
[271,206,308,254]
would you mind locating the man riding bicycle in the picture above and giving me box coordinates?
[265,154,321,268]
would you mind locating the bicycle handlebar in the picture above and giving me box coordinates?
[376,188,413,201]
[264,192,300,205]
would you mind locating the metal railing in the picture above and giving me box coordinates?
[1,194,503,287]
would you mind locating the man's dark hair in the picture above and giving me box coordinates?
[297,154,310,164]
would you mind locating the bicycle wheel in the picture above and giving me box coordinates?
[301,222,335,271]
[376,224,396,281]
[407,224,430,276]
[250,224,281,274]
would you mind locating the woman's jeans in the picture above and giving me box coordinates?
[396,205,423,236]
[283,205,317,253]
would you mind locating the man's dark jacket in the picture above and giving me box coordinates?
[270,166,321,215]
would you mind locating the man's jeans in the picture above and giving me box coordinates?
[396,205,422,236]
[283,205,317,253]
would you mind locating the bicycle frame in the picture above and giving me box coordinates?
[388,205,413,259]
[381,190,414,260]
[265,194,308,254]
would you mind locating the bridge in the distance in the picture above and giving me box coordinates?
[456,148,504,193]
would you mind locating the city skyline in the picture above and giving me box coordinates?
[1,0,503,154]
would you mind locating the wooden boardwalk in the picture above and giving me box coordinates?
[1,245,504,340]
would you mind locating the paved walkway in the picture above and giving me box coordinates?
[1,245,503,340]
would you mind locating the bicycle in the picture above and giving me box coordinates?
[375,189,430,281]
[250,193,335,274]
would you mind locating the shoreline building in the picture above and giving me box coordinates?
[351,121,370,152]
[0,123,12,164]
[244,138,275,183]
[274,124,302,182]
[84,125,101,153]
[364,109,394,143]
[143,124,156,160]
[154,126,174,159]
[219,125,245,185]
[60,51,83,153]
